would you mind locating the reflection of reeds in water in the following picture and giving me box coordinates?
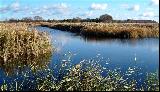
[0,53,52,76]
[0,23,52,75]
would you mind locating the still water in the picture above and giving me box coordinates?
[0,26,159,88]
[38,27,159,72]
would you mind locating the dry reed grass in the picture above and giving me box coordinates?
[40,22,159,38]
[0,23,52,63]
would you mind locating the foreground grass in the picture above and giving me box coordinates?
[40,22,159,38]
[0,57,159,91]
[0,23,52,63]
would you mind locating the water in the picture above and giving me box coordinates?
[37,27,159,72]
[37,26,159,85]
[0,26,159,89]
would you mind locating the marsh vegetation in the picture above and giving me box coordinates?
[40,22,159,38]
[0,22,159,91]
[0,23,52,63]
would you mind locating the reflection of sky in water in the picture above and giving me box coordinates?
[36,26,159,75]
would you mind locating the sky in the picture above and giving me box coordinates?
[0,0,159,21]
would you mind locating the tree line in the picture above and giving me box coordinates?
[3,14,157,23]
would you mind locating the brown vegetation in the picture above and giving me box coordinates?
[39,22,159,38]
[0,23,52,63]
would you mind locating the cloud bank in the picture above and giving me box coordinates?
[90,3,108,10]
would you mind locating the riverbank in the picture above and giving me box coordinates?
[39,22,159,38]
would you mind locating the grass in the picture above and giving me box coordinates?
[0,23,52,64]
[39,22,159,38]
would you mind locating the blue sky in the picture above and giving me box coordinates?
[0,0,159,21]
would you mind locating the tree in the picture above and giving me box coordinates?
[8,18,18,22]
[33,16,43,21]
[22,17,33,22]
[99,14,113,23]
[72,17,82,23]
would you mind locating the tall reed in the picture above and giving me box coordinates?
[0,23,52,63]
[40,22,159,38]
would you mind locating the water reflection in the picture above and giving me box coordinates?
[83,35,156,45]
[53,34,71,53]
[0,53,52,76]
[36,26,159,76]
[82,36,159,53]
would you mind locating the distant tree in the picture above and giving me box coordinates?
[126,19,133,23]
[81,18,99,23]
[8,18,18,22]
[86,18,91,22]
[33,16,43,21]
[99,14,113,23]
[72,17,82,23]
[47,19,59,22]
[127,19,132,21]
[22,17,33,22]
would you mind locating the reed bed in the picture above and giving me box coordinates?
[40,22,159,38]
[0,23,52,63]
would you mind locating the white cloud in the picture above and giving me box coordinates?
[42,5,49,10]
[53,3,69,14]
[139,11,159,21]
[0,1,69,16]
[90,3,108,10]
[128,4,140,11]
[142,12,155,17]
[0,1,27,13]
[30,11,34,15]
[55,3,68,10]
[30,3,70,16]
[10,2,20,9]
[151,0,159,5]
[12,3,23,12]
[30,8,50,15]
